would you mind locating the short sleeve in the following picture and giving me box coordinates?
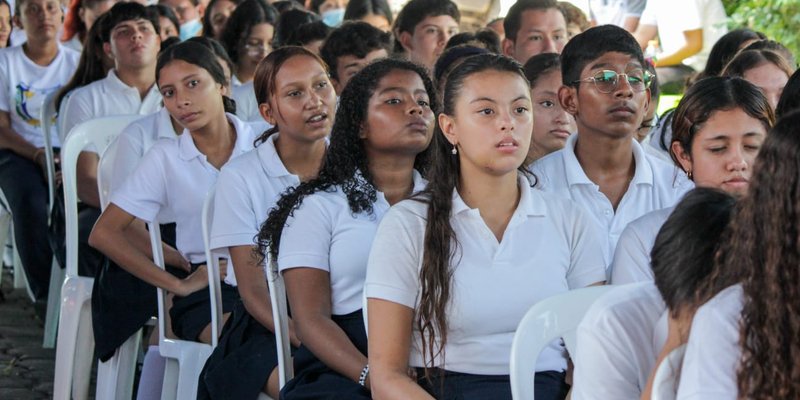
[364,203,424,309]
[277,194,334,272]
[0,53,10,112]
[626,0,647,16]
[60,88,93,140]
[108,122,146,197]
[565,203,608,288]
[609,223,653,284]
[210,165,258,251]
[676,286,743,400]
[109,143,168,222]
[638,0,657,26]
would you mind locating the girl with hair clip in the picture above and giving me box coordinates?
[257,57,436,399]
[198,46,335,400]
[522,52,576,164]
[611,76,774,285]
[722,49,794,111]
[88,41,255,399]
[365,53,606,400]
[675,110,800,400]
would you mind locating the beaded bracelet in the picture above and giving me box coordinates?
[358,363,370,387]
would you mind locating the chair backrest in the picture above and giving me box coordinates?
[651,344,687,400]
[97,115,142,210]
[147,222,170,345]
[40,91,58,221]
[200,187,224,348]
[509,285,614,400]
[267,257,294,388]
[61,115,140,278]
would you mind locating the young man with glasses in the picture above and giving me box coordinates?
[531,25,692,266]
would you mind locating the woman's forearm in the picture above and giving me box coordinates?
[296,314,368,384]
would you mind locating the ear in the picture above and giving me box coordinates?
[398,31,414,53]
[258,102,275,125]
[671,141,693,177]
[103,42,115,60]
[501,37,515,58]
[197,3,206,18]
[438,112,457,146]
[558,85,578,116]
[332,78,343,95]
[219,82,228,97]
[77,6,86,23]
[12,14,22,30]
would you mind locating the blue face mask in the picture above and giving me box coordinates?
[179,19,203,41]
[321,8,345,27]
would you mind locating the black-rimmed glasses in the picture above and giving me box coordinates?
[572,69,653,93]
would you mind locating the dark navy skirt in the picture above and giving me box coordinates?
[197,300,292,399]
[417,369,568,400]
[280,309,371,400]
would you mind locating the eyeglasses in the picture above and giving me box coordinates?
[244,42,272,56]
[572,69,653,93]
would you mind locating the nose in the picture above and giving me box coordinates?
[728,146,748,171]
[305,90,323,108]
[614,75,634,98]
[498,109,514,131]
[408,99,423,115]
[542,36,557,53]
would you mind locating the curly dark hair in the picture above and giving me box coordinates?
[698,110,800,399]
[256,58,437,262]
[413,53,532,382]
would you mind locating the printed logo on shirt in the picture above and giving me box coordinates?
[14,82,58,127]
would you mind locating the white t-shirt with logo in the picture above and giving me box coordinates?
[0,44,79,148]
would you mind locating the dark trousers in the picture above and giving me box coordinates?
[418,369,569,400]
[0,149,52,299]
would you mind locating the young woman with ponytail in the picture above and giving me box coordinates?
[365,53,607,400]
[89,41,254,397]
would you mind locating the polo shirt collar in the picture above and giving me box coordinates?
[178,113,253,161]
[156,108,177,140]
[257,133,292,178]
[451,173,545,217]
[562,133,654,188]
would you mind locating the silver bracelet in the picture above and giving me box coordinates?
[358,363,370,386]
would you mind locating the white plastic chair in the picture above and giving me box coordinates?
[201,186,225,348]
[52,115,141,400]
[39,90,64,348]
[651,344,687,400]
[92,119,146,400]
[148,221,215,400]
[509,286,614,399]
[0,190,27,294]
[267,256,294,389]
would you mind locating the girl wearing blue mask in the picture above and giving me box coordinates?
[311,0,347,27]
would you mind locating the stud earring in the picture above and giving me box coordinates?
[451,145,458,155]
[687,170,693,180]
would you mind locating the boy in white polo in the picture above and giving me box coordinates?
[0,0,79,302]
[61,1,162,208]
[531,25,691,265]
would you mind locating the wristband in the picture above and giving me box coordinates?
[31,148,44,162]
[358,363,369,386]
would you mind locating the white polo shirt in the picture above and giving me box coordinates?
[109,108,178,197]
[572,282,668,400]
[365,175,607,375]
[0,44,79,148]
[531,133,692,264]
[232,80,260,122]
[676,284,742,400]
[278,171,427,316]
[610,207,674,284]
[61,69,162,141]
[589,0,647,27]
[110,114,255,264]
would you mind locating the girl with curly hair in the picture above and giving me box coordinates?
[365,53,606,400]
[257,58,436,399]
[676,110,800,399]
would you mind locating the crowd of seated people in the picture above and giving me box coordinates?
[0,0,798,398]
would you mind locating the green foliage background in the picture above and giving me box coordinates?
[723,0,800,62]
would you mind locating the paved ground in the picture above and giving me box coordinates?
[0,266,98,399]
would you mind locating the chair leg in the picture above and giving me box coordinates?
[96,330,142,400]
[71,303,95,400]
[43,259,64,348]
[52,279,83,400]
[160,358,180,400]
